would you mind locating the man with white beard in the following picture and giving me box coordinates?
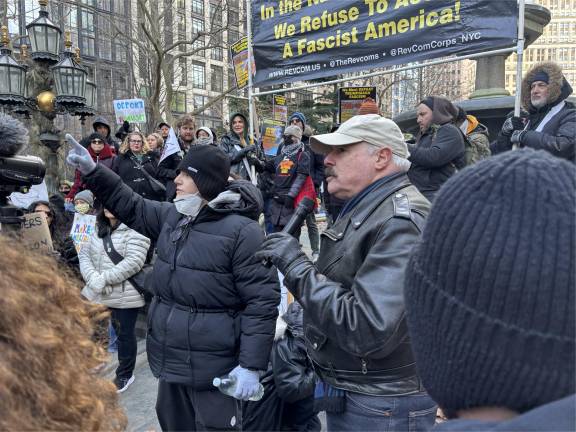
[492,61,575,162]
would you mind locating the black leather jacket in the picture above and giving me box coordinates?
[283,173,430,395]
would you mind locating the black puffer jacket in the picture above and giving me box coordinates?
[83,167,280,388]
[112,151,164,201]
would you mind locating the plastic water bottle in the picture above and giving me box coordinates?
[212,375,265,401]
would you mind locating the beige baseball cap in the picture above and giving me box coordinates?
[310,114,408,158]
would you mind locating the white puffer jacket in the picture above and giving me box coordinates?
[79,223,150,309]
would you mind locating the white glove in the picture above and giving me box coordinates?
[89,273,107,294]
[229,365,261,400]
[65,134,96,174]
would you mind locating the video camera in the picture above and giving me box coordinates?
[0,113,47,231]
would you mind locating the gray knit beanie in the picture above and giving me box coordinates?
[405,148,575,415]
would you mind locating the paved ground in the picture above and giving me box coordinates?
[101,221,327,431]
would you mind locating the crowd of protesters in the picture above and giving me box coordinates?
[1,60,574,432]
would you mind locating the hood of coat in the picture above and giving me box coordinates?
[428,96,458,126]
[522,62,574,112]
[466,115,489,136]
[92,116,112,138]
[206,179,263,221]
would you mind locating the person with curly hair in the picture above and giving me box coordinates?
[0,236,127,431]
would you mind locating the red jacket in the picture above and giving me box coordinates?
[66,144,115,200]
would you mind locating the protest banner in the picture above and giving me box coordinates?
[70,213,97,253]
[251,0,518,87]
[113,98,147,125]
[230,37,256,89]
[260,119,285,156]
[338,87,377,123]
[273,95,288,123]
[160,127,180,163]
[21,212,53,252]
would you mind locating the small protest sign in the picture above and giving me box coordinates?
[260,119,285,156]
[70,213,97,253]
[21,212,53,252]
[230,37,256,89]
[338,87,377,123]
[113,98,147,125]
[273,95,288,123]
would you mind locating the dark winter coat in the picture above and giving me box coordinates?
[112,151,164,201]
[66,143,115,201]
[491,62,575,161]
[83,166,280,388]
[302,135,325,189]
[433,394,575,432]
[220,113,255,181]
[269,148,311,228]
[149,150,181,202]
[407,123,466,202]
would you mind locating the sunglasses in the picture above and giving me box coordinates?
[91,139,104,144]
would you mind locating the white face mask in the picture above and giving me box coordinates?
[196,137,213,146]
[174,193,204,217]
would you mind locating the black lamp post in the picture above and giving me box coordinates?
[0,0,96,194]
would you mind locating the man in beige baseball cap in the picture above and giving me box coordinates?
[256,113,433,432]
[310,113,411,200]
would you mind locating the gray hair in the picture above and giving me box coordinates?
[365,143,411,172]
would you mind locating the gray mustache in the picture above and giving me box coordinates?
[325,168,337,178]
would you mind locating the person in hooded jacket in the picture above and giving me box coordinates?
[66,140,280,431]
[196,126,218,146]
[112,132,164,201]
[79,207,150,393]
[66,133,115,203]
[408,96,466,202]
[80,116,119,154]
[220,113,259,182]
[454,107,491,166]
[491,61,575,162]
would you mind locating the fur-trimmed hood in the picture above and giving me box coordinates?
[522,62,573,112]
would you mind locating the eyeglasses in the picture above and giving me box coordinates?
[129,140,143,144]
[91,139,103,144]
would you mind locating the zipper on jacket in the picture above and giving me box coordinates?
[361,359,368,375]
[160,305,175,375]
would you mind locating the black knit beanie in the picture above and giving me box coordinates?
[405,148,575,416]
[177,145,230,201]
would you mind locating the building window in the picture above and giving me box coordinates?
[98,0,111,10]
[172,91,187,113]
[211,65,223,92]
[177,0,185,9]
[113,0,125,15]
[192,62,205,89]
[210,2,222,23]
[80,35,96,56]
[114,40,127,62]
[228,8,239,27]
[228,29,239,44]
[192,0,204,15]
[192,17,205,50]
[211,46,223,61]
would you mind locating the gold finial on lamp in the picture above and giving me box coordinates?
[0,26,9,47]
[21,44,29,60]
[38,0,49,7]
[75,47,81,62]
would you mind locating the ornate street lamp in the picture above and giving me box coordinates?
[0,27,27,106]
[52,32,87,108]
[26,0,61,63]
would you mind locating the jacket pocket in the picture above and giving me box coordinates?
[304,324,328,352]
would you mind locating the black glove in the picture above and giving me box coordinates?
[122,120,131,133]
[284,196,295,209]
[254,232,310,275]
[501,116,525,136]
[510,130,526,145]
[239,144,256,158]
